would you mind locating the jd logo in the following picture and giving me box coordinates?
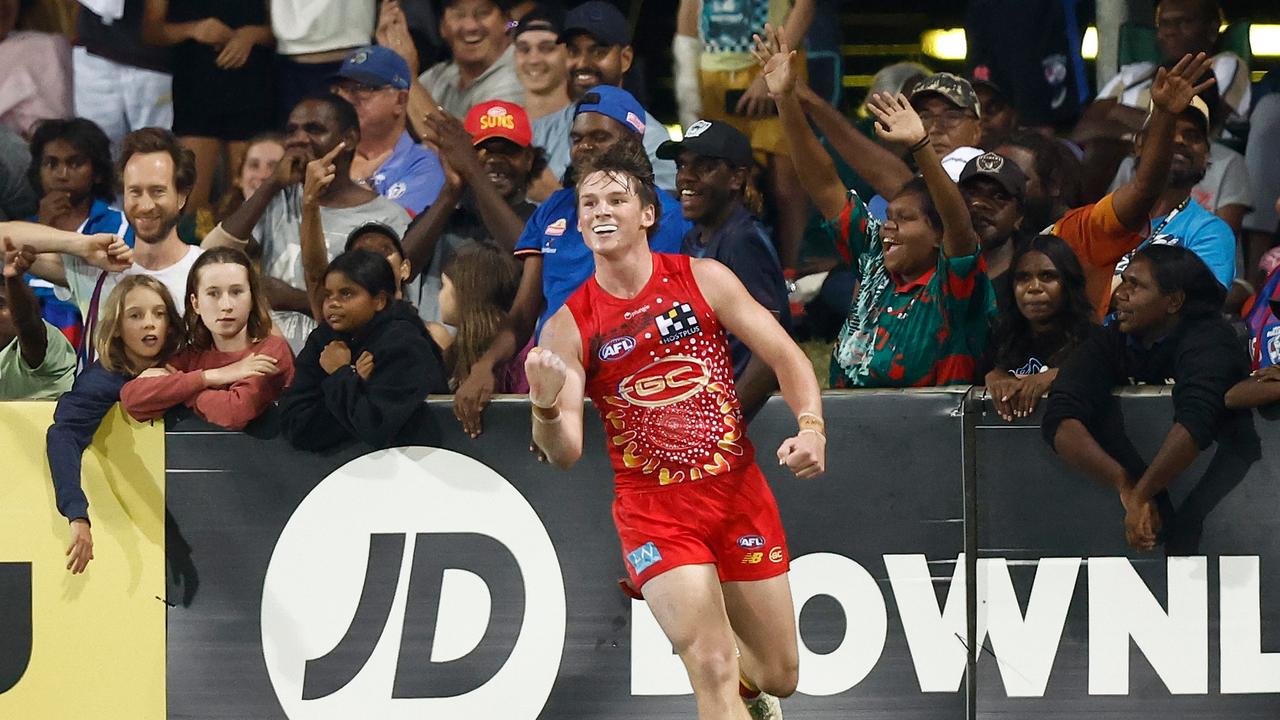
[262,448,565,718]
[0,563,32,694]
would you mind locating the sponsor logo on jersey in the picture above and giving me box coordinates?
[617,356,710,408]
[655,302,701,344]
[599,336,636,362]
[626,542,662,574]
[545,218,567,237]
[741,552,764,565]
[737,534,765,549]
[623,304,651,321]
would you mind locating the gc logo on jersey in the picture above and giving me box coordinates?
[655,302,701,344]
[617,356,710,408]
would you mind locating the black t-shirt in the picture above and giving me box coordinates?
[680,204,791,380]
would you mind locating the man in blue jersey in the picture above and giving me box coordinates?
[454,85,693,436]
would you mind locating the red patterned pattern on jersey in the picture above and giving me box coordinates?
[565,252,755,494]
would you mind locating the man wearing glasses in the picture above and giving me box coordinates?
[908,73,986,179]
[332,45,446,216]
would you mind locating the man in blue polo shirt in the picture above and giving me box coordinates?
[659,119,790,421]
[332,45,445,216]
[455,85,692,435]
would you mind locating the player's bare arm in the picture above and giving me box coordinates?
[690,257,826,479]
[526,305,587,470]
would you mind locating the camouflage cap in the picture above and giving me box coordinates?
[910,72,982,119]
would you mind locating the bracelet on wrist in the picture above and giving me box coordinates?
[799,428,826,440]
[908,137,930,153]
[530,396,558,410]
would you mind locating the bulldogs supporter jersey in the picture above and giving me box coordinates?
[564,252,755,493]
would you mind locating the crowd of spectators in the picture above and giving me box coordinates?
[0,0,1278,565]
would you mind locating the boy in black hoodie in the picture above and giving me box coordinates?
[280,250,447,451]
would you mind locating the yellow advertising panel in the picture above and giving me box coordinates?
[0,402,165,719]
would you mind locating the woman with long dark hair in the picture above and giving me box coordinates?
[985,234,1096,421]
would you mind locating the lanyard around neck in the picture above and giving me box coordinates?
[1149,196,1192,240]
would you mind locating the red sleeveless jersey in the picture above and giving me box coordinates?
[564,252,755,494]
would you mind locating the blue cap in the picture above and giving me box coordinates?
[333,46,411,90]
[573,85,646,135]
[561,1,630,46]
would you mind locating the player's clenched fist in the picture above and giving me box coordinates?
[525,346,568,408]
[776,431,825,480]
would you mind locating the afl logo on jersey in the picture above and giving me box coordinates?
[618,356,710,408]
[599,336,636,362]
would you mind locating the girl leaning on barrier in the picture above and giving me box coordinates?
[278,249,447,451]
[47,275,185,575]
[984,234,1098,421]
[119,247,294,430]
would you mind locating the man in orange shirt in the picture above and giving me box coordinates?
[1052,52,1216,319]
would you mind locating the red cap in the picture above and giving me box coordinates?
[464,101,532,148]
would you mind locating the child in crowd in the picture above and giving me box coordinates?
[210,133,285,231]
[985,235,1097,421]
[343,222,414,301]
[429,244,528,392]
[120,248,294,430]
[47,275,184,574]
[280,250,447,451]
[1,241,76,399]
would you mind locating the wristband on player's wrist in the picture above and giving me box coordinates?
[532,408,561,424]
[797,412,825,436]
[532,401,561,423]
[530,395,558,410]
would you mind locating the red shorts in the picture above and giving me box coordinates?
[613,466,790,589]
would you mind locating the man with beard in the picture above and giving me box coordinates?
[331,45,446,216]
[657,120,789,422]
[1051,52,1224,321]
[454,85,692,436]
[203,93,410,352]
[958,152,1028,296]
[531,1,676,193]
[12,128,202,364]
[400,100,543,323]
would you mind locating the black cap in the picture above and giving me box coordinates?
[560,1,629,46]
[514,3,564,38]
[656,120,753,168]
[959,152,1027,201]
